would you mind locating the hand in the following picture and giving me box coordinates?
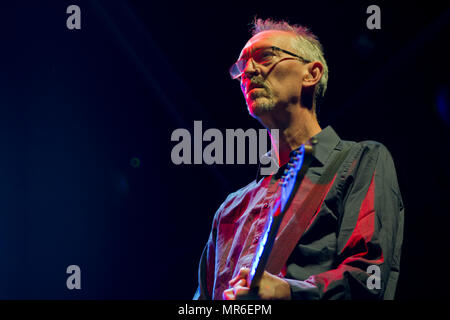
[222,267,291,300]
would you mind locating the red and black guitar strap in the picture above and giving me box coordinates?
[266,144,353,276]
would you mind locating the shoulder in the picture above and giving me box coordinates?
[344,139,392,157]
[341,139,396,167]
[337,139,399,187]
[342,139,401,194]
[358,140,392,154]
[356,140,397,169]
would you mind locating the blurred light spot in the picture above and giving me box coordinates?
[119,177,128,192]
[130,157,141,168]
[436,87,450,126]
[355,33,375,55]
[114,174,129,194]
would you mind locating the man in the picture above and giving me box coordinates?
[193,18,404,300]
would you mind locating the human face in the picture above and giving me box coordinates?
[237,31,308,119]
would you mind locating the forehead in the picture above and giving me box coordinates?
[239,30,296,58]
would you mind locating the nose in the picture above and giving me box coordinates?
[242,58,260,79]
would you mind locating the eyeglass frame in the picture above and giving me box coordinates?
[229,46,312,79]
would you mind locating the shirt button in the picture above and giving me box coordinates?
[253,236,260,244]
[263,202,269,208]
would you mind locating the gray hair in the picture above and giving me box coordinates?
[251,18,329,109]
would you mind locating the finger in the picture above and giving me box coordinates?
[236,279,247,288]
[238,267,250,285]
[234,285,250,299]
[228,275,241,287]
[228,272,246,287]
[223,288,235,300]
[239,267,250,278]
[229,267,251,287]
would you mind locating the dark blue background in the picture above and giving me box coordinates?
[1,0,449,299]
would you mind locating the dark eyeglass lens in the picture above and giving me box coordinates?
[230,48,275,78]
[253,48,274,64]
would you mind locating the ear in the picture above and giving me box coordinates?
[302,61,324,88]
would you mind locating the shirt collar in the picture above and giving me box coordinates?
[310,125,342,166]
[256,125,341,181]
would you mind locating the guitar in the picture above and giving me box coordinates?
[245,137,317,295]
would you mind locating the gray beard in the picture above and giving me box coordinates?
[248,93,276,117]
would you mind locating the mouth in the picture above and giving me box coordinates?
[248,87,264,94]
[246,83,265,95]
[247,89,267,101]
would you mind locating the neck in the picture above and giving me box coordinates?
[263,108,322,167]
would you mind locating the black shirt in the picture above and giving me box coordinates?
[194,126,404,300]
